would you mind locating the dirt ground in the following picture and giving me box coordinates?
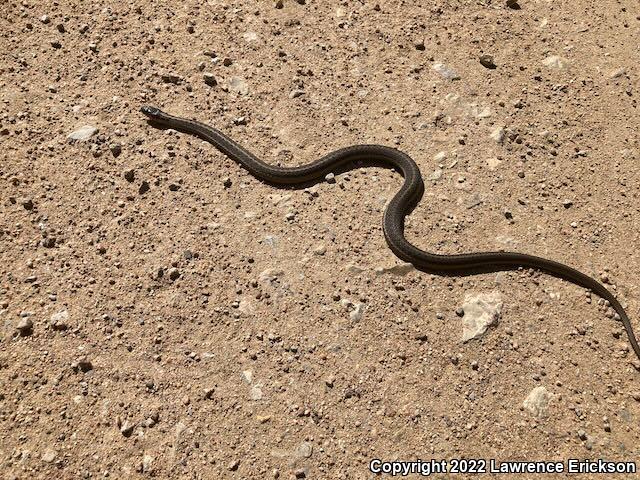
[2,0,640,479]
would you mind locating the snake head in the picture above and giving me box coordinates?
[140,105,162,118]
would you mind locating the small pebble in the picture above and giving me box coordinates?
[109,143,122,157]
[75,357,93,372]
[41,449,57,463]
[161,73,182,84]
[120,421,134,437]
[21,198,34,210]
[16,318,33,336]
[203,73,217,86]
[50,310,69,330]
[480,54,497,69]
[168,268,180,281]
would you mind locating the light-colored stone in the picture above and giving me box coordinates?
[238,298,255,315]
[460,292,502,341]
[227,76,249,95]
[243,31,259,42]
[490,126,506,144]
[241,370,253,384]
[142,454,154,473]
[349,303,364,322]
[250,385,263,400]
[429,169,443,181]
[429,168,443,182]
[41,449,57,463]
[296,442,313,458]
[432,62,460,80]
[50,309,69,329]
[433,151,447,162]
[259,269,283,284]
[486,157,502,170]
[609,68,626,79]
[542,55,568,69]
[523,386,552,417]
[67,125,98,141]
[346,264,365,273]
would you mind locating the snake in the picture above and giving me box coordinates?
[141,105,640,363]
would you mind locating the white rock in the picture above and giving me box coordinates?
[523,386,552,417]
[269,193,292,206]
[542,56,568,69]
[67,125,98,141]
[227,76,249,95]
[250,385,263,400]
[460,292,502,342]
[429,169,443,181]
[259,269,283,284]
[609,68,626,79]
[41,449,57,463]
[262,235,278,247]
[432,62,460,80]
[433,151,447,162]
[242,31,259,42]
[340,299,365,321]
[241,370,253,384]
[238,298,255,315]
[296,442,313,458]
[490,126,506,144]
[313,244,327,255]
[486,157,502,170]
[468,104,492,119]
[142,454,154,473]
[50,309,69,328]
[349,303,364,322]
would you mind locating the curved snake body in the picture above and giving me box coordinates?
[141,105,640,362]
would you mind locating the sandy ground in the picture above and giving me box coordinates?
[2,0,640,478]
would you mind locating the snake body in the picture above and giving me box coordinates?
[141,105,640,362]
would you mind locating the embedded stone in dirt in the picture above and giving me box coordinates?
[460,292,502,341]
[67,125,98,141]
[523,386,552,417]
